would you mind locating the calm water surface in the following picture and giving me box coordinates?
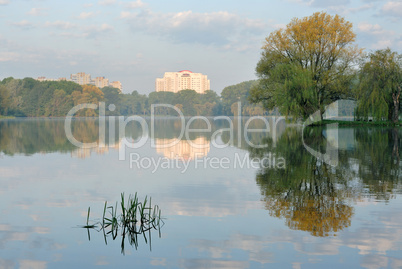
[0,118,401,268]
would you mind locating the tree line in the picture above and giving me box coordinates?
[0,77,267,117]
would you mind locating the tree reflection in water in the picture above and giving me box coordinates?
[249,126,401,237]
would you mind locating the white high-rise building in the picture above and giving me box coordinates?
[94,77,109,88]
[70,72,92,85]
[155,70,210,94]
[109,81,122,92]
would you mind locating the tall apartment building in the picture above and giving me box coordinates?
[36,77,66,82]
[155,70,210,94]
[70,72,92,85]
[94,77,109,88]
[69,73,122,91]
[38,72,122,91]
[109,81,122,92]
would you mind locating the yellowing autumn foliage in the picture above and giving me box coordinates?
[251,12,363,119]
[72,84,104,117]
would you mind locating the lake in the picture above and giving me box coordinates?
[0,118,401,268]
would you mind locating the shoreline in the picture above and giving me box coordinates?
[310,119,402,127]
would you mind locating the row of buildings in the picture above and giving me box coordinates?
[36,72,122,91]
[155,70,210,94]
[37,70,210,94]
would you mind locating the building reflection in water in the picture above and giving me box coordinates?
[155,137,210,160]
[71,141,122,159]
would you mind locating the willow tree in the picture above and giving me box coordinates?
[355,48,402,123]
[250,12,362,119]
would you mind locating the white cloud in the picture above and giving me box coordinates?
[98,0,116,6]
[100,23,113,31]
[121,9,266,48]
[189,234,274,265]
[0,167,21,177]
[125,0,145,9]
[19,260,47,269]
[31,227,51,234]
[380,1,402,17]
[45,21,77,30]
[120,11,131,18]
[357,22,397,50]
[10,20,34,29]
[273,23,286,30]
[328,4,374,15]
[27,8,47,16]
[358,22,395,38]
[288,0,350,8]
[44,21,114,40]
[58,32,85,39]
[0,0,9,5]
[311,0,350,7]
[77,11,97,19]
[96,257,109,266]
[371,39,393,49]
[82,23,114,38]
[358,22,385,34]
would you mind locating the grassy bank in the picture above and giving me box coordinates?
[0,116,16,119]
[310,119,402,127]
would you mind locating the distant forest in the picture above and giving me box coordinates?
[0,77,269,117]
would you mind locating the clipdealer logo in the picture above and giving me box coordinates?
[64,101,340,170]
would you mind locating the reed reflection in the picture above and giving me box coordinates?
[81,193,164,255]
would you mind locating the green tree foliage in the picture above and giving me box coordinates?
[0,85,10,115]
[149,90,221,116]
[250,12,362,119]
[102,86,120,105]
[148,91,176,115]
[176,90,200,115]
[1,77,85,117]
[120,90,148,115]
[101,86,121,116]
[221,80,257,115]
[45,89,74,117]
[200,90,220,104]
[355,48,402,123]
[0,77,265,117]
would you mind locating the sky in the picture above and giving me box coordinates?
[0,0,401,94]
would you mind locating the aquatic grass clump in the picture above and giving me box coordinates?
[81,192,164,253]
[118,193,163,230]
[82,207,97,229]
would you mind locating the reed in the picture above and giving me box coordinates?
[82,207,97,229]
[81,192,164,253]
